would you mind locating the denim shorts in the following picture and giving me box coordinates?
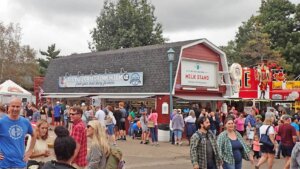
[106,124,115,135]
[173,129,183,138]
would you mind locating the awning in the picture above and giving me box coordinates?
[42,94,88,98]
[92,94,154,99]
[175,95,229,101]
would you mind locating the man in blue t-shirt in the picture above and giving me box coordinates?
[53,101,61,126]
[0,98,36,168]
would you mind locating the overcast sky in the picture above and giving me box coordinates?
[0,0,299,57]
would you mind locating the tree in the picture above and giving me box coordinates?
[0,22,39,90]
[37,44,60,75]
[224,0,300,77]
[89,0,165,51]
[257,0,299,76]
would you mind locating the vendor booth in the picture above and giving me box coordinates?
[0,79,34,104]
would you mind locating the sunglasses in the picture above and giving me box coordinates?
[70,113,79,116]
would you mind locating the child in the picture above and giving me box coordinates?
[252,135,261,161]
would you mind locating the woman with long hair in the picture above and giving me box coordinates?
[218,117,253,169]
[255,118,276,169]
[30,119,51,161]
[148,108,158,146]
[86,120,111,169]
[140,111,149,144]
[104,106,117,146]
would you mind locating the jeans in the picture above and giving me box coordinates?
[150,125,158,142]
[223,161,242,169]
[128,122,134,136]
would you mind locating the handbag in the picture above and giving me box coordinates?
[147,120,154,128]
[259,125,274,146]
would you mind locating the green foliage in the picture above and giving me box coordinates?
[37,44,60,76]
[0,22,39,90]
[89,0,165,51]
[224,0,300,77]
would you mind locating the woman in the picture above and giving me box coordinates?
[42,126,76,169]
[148,108,158,146]
[86,120,111,169]
[218,117,253,169]
[30,120,51,161]
[140,111,149,144]
[255,118,277,169]
[172,110,184,146]
[104,106,117,146]
[184,110,196,145]
[234,113,245,136]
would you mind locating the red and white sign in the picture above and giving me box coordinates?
[181,60,218,88]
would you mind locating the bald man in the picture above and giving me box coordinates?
[0,98,36,169]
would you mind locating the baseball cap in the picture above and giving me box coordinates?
[255,115,262,119]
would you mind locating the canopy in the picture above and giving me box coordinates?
[0,80,32,96]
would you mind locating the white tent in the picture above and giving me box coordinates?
[0,80,33,104]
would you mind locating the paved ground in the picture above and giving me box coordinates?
[46,130,286,169]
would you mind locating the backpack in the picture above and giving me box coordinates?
[105,114,113,124]
[105,147,125,169]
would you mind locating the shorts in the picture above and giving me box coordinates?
[106,124,115,135]
[281,145,294,157]
[118,121,126,130]
[173,129,183,138]
[261,144,275,154]
[54,117,60,122]
[141,125,149,132]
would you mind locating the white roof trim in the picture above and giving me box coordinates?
[175,95,229,101]
[174,38,232,97]
[42,92,169,95]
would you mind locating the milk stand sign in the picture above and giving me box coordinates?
[181,60,218,88]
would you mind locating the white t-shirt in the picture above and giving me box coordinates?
[259,124,275,137]
[184,116,196,123]
[95,109,105,127]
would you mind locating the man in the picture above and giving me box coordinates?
[190,116,221,169]
[70,106,87,169]
[0,97,36,168]
[53,101,61,126]
[25,102,33,121]
[245,107,256,141]
[119,102,127,140]
[278,115,297,169]
[94,106,105,127]
[45,101,53,130]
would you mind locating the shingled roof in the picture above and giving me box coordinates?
[43,39,202,94]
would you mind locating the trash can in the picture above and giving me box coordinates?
[157,123,170,142]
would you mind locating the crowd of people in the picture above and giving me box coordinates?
[189,105,300,169]
[1,97,300,169]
